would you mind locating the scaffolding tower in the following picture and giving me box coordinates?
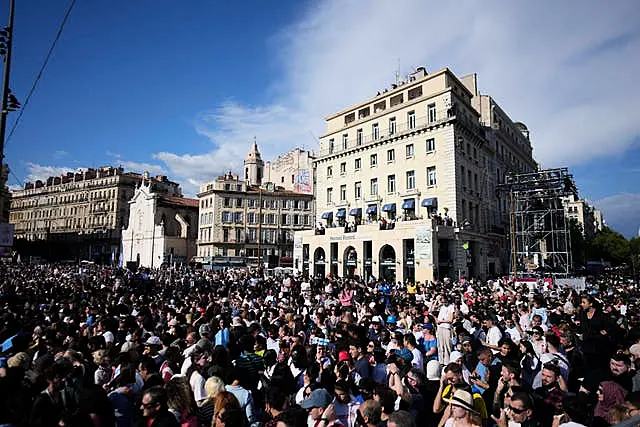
[500,168,576,278]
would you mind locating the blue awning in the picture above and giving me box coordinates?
[381,203,396,212]
[402,199,415,210]
[349,208,362,216]
[335,208,347,218]
[366,205,377,214]
[421,197,438,207]
[321,211,333,219]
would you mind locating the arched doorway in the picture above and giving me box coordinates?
[379,245,396,283]
[313,247,326,279]
[343,246,357,278]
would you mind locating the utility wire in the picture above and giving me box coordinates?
[5,0,78,147]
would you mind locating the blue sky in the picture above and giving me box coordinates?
[4,0,640,237]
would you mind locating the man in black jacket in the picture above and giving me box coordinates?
[138,386,179,427]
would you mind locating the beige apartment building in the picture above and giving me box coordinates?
[9,167,181,262]
[295,67,537,283]
[563,194,603,239]
[197,144,314,269]
[264,147,315,194]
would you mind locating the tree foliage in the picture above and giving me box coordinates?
[586,227,631,266]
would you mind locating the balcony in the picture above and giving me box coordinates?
[298,218,456,239]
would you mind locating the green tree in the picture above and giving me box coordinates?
[587,227,630,266]
[630,236,640,279]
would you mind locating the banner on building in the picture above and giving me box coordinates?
[555,277,586,291]
[415,226,432,260]
[296,169,312,194]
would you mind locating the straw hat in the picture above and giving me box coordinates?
[445,389,478,414]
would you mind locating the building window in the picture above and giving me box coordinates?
[370,153,378,167]
[222,212,232,223]
[248,199,256,208]
[427,166,437,186]
[248,212,255,224]
[428,103,436,123]
[461,166,466,187]
[235,198,243,207]
[406,170,415,190]
[340,185,347,201]
[223,229,229,242]
[354,182,362,199]
[387,149,395,162]
[357,128,363,145]
[234,212,243,223]
[426,138,435,152]
[372,123,379,140]
[340,162,346,175]
[327,188,333,203]
[387,175,396,193]
[224,198,231,208]
[355,158,361,170]
[406,144,414,158]
[291,174,295,184]
[342,133,348,150]
[370,178,378,196]
[327,166,333,178]
[389,117,396,135]
[408,111,416,129]
[329,138,334,154]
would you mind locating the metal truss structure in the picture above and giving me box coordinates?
[500,168,576,278]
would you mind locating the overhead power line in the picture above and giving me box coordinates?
[5,0,78,147]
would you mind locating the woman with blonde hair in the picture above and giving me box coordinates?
[197,376,225,427]
[166,376,197,427]
[439,389,482,427]
[212,391,244,427]
[93,349,111,388]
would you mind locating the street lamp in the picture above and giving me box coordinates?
[0,0,17,164]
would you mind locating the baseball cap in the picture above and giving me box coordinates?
[300,388,333,409]
[372,315,382,324]
[338,351,351,362]
[422,323,434,330]
[199,324,211,336]
[144,336,162,346]
[386,315,397,324]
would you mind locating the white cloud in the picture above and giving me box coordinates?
[156,0,639,179]
[24,162,77,183]
[117,160,166,176]
[595,193,640,238]
[154,0,640,219]
[52,150,68,160]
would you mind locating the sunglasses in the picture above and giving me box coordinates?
[509,405,527,414]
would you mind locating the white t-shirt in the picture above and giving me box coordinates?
[411,348,424,373]
[505,327,522,344]
[189,370,206,404]
[486,326,503,353]
[437,304,455,329]
[102,331,114,344]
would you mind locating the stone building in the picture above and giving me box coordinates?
[121,179,198,268]
[9,166,181,262]
[295,67,537,282]
[197,144,314,269]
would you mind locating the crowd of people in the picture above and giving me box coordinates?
[1,262,639,427]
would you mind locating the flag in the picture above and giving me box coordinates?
[462,241,469,250]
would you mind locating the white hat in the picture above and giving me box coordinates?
[445,389,478,414]
[426,360,442,381]
[372,315,382,324]
[450,351,463,363]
